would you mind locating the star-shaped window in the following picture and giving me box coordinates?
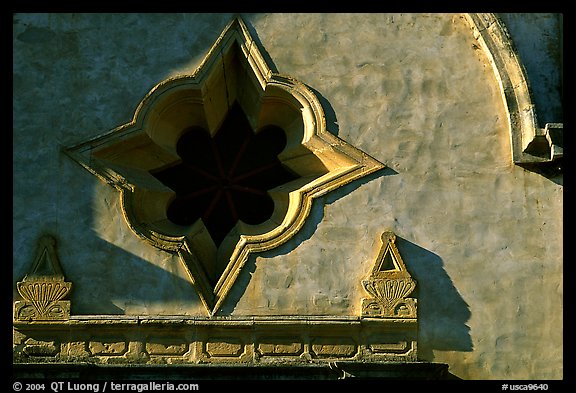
[64,17,385,315]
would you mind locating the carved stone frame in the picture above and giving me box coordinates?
[63,17,385,315]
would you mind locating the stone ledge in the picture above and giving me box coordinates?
[15,314,417,327]
[14,315,418,365]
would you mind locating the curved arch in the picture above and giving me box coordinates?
[464,13,562,165]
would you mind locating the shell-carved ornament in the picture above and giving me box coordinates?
[14,235,72,321]
[17,279,72,319]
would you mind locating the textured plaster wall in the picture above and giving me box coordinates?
[13,13,562,379]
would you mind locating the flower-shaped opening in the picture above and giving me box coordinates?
[150,101,301,247]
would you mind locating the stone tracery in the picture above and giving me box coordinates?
[150,102,299,250]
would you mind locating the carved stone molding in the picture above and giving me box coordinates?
[14,235,72,322]
[13,316,417,364]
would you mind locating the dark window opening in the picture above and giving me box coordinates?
[150,102,300,247]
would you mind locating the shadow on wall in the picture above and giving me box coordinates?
[395,235,474,360]
[220,166,396,315]
[218,51,396,313]
[67,233,203,315]
[497,13,563,126]
[221,206,474,362]
[241,16,280,75]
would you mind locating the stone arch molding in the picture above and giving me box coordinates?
[64,16,385,316]
[465,13,562,166]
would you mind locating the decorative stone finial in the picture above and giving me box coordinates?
[361,231,417,318]
[14,235,72,321]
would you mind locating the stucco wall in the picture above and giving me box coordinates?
[13,13,562,379]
